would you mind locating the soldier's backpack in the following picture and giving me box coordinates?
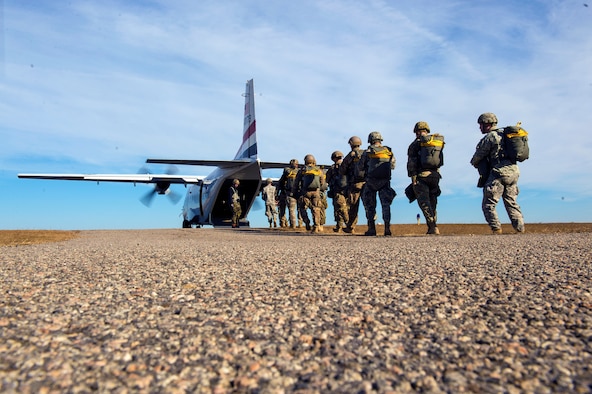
[301,165,322,190]
[502,122,529,163]
[419,133,445,169]
[351,148,366,182]
[366,145,394,179]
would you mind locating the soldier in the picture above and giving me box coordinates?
[407,121,443,235]
[471,112,525,234]
[339,136,365,234]
[292,154,326,233]
[228,179,241,228]
[360,131,396,236]
[325,150,349,232]
[261,178,278,228]
[278,159,300,228]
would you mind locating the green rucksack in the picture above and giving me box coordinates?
[502,122,529,163]
[419,133,445,169]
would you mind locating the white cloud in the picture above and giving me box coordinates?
[2,0,592,228]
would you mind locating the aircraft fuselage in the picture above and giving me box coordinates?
[182,161,262,227]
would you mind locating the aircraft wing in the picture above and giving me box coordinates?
[146,158,300,170]
[146,158,256,168]
[17,173,205,185]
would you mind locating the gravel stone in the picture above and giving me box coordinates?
[1,229,591,392]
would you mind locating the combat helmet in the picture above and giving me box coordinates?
[368,131,383,143]
[477,112,498,125]
[348,136,362,148]
[266,178,273,184]
[331,150,344,162]
[304,154,316,165]
[413,121,430,133]
[289,158,299,167]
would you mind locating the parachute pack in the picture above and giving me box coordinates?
[301,165,322,190]
[366,145,393,178]
[419,133,445,169]
[501,122,529,163]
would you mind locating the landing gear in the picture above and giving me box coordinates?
[182,220,192,228]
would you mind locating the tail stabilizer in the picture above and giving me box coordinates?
[234,79,257,160]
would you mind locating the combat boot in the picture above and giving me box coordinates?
[333,221,343,233]
[427,221,440,235]
[364,221,376,236]
[384,223,392,236]
[273,220,277,228]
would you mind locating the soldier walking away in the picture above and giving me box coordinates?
[361,131,396,236]
[470,112,525,234]
[325,150,349,232]
[278,159,300,228]
[292,154,326,233]
[340,136,365,234]
[229,179,242,228]
[261,178,278,228]
[407,121,443,235]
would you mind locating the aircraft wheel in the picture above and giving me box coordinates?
[182,220,191,228]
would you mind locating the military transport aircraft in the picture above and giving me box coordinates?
[18,79,290,228]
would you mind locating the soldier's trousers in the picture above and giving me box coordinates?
[483,172,524,232]
[298,190,322,227]
[231,202,242,226]
[331,192,349,227]
[362,184,395,224]
[265,202,277,222]
[346,182,364,229]
[413,172,441,225]
[279,195,298,227]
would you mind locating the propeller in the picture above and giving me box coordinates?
[139,165,181,207]
[140,188,158,207]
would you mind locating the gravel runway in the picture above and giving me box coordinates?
[1,229,591,393]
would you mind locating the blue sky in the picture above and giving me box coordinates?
[1,0,591,230]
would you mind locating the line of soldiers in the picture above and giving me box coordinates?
[272,131,396,236]
[267,113,525,235]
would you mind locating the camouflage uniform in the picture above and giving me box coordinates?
[228,180,242,228]
[325,156,349,232]
[340,139,365,233]
[293,156,326,233]
[278,162,300,228]
[319,190,328,226]
[407,123,442,235]
[262,180,278,228]
[360,132,396,236]
[471,120,524,233]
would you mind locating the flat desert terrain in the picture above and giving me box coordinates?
[1,224,591,392]
[2,222,591,246]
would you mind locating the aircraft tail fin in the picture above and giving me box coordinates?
[234,79,257,160]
